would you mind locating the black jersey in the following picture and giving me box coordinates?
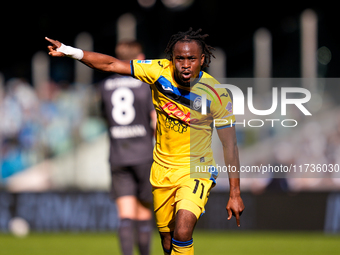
[98,75,155,166]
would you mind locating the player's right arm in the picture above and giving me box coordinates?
[45,37,131,76]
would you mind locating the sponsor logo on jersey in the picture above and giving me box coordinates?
[161,101,199,125]
[136,60,152,64]
[165,116,188,133]
[162,84,174,91]
[226,102,233,112]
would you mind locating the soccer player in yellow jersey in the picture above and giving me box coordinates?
[46,28,245,255]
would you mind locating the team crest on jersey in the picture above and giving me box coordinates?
[193,96,202,110]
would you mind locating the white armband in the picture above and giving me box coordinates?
[57,43,84,60]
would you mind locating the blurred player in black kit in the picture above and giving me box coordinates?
[98,41,156,255]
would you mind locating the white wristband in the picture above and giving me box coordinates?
[57,43,84,60]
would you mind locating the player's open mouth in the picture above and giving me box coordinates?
[181,72,191,80]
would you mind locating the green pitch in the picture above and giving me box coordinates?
[1,231,339,255]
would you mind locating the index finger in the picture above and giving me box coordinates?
[235,211,240,227]
[45,37,61,47]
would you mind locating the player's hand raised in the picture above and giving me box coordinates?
[45,37,65,57]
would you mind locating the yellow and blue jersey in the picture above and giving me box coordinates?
[131,59,235,168]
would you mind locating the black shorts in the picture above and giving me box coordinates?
[110,160,153,205]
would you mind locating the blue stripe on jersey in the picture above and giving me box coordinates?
[157,76,212,109]
[130,60,134,77]
[216,123,236,129]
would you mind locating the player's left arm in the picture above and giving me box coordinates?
[217,126,245,227]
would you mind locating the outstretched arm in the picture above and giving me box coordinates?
[45,37,131,75]
[216,126,245,227]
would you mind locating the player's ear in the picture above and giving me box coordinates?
[200,54,205,67]
[171,53,175,62]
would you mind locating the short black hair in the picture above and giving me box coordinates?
[164,27,215,68]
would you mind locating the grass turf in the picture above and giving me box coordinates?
[1,231,339,255]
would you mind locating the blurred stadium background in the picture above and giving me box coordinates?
[1,1,340,254]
